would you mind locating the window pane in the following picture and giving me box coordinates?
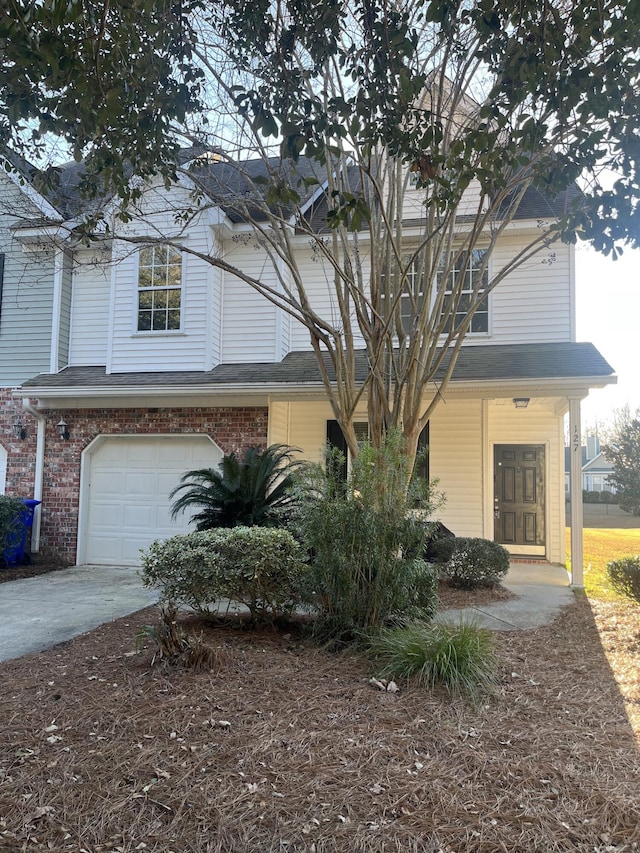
[138,290,152,309]
[138,311,152,331]
[167,289,181,308]
[152,311,167,331]
[167,309,181,329]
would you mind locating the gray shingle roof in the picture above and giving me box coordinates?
[20,342,614,393]
[9,150,580,227]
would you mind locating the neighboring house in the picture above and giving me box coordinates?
[0,155,615,568]
[564,437,616,496]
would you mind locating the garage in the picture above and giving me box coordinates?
[80,435,223,565]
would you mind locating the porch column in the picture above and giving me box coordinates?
[568,396,584,587]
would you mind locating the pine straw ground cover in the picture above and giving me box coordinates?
[1,593,639,853]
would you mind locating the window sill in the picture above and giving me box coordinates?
[132,330,187,337]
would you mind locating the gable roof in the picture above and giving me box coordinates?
[5,147,581,229]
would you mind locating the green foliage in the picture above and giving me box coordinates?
[367,620,499,700]
[0,496,28,558]
[0,0,204,214]
[294,430,442,643]
[140,527,306,621]
[603,408,640,516]
[607,555,640,604]
[170,444,302,530]
[441,538,510,590]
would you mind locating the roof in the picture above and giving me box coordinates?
[20,342,614,395]
[6,149,581,227]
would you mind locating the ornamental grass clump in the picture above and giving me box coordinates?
[367,620,499,700]
[607,555,640,603]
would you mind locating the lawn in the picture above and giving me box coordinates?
[566,526,640,601]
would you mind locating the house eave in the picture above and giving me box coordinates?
[17,372,615,411]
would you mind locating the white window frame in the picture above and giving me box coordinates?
[135,245,184,334]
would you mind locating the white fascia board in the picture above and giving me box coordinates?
[1,161,62,220]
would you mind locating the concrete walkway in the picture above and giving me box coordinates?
[0,565,158,663]
[436,561,575,630]
[0,561,574,664]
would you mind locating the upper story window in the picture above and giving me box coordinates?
[438,248,489,334]
[384,248,489,335]
[137,245,182,332]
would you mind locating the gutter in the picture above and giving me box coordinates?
[21,398,46,553]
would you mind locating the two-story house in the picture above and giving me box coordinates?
[1,154,615,574]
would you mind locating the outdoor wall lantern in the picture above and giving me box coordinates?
[12,419,26,440]
[512,397,530,409]
[56,419,70,440]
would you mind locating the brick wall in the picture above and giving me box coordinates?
[0,388,37,497]
[33,404,269,561]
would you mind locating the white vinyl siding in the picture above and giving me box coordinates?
[489,239,572,344]
[108,182,218,372]
[69,248,111,365]
[289,246,367,352]
[221,240,282,363]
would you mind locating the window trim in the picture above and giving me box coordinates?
[134,245,185,335]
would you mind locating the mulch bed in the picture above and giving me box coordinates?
[0,587,639,852]
[0,555,71,584]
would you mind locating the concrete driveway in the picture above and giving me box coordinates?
[0,565,158,663]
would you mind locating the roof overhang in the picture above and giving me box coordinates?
[16,342,616,411]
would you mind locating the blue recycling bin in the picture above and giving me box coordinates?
[3,499,41,566]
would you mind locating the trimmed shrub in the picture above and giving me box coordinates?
[368,620,499,699]
[140,527,306,621]
[441,537,510,589]
[607,555,640,603]
[599,490,614,504]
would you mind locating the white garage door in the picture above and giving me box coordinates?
[83,435,223,565]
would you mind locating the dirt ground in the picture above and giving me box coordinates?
[1,587,639,852]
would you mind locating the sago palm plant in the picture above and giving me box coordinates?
[170,444,302,529]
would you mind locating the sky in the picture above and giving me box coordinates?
[574,242,640,434]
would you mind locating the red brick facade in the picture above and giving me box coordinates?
[2,398,268,561]
[0,388,38,497]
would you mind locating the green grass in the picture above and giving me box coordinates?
[566,527,640,601]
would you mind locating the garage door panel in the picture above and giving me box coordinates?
[84,436,222,566]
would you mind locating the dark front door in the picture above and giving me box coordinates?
[494,445,545,555]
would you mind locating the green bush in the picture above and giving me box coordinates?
[607,555,640,603]
[141,527,306,621]
[294,430,443,644]
[441,537,510,589]
[426,535,456,565]
[599,490,614,504]
[0,496,28,559]
[367,620,499,700]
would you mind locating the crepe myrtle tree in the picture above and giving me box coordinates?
[4,0,640,475]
